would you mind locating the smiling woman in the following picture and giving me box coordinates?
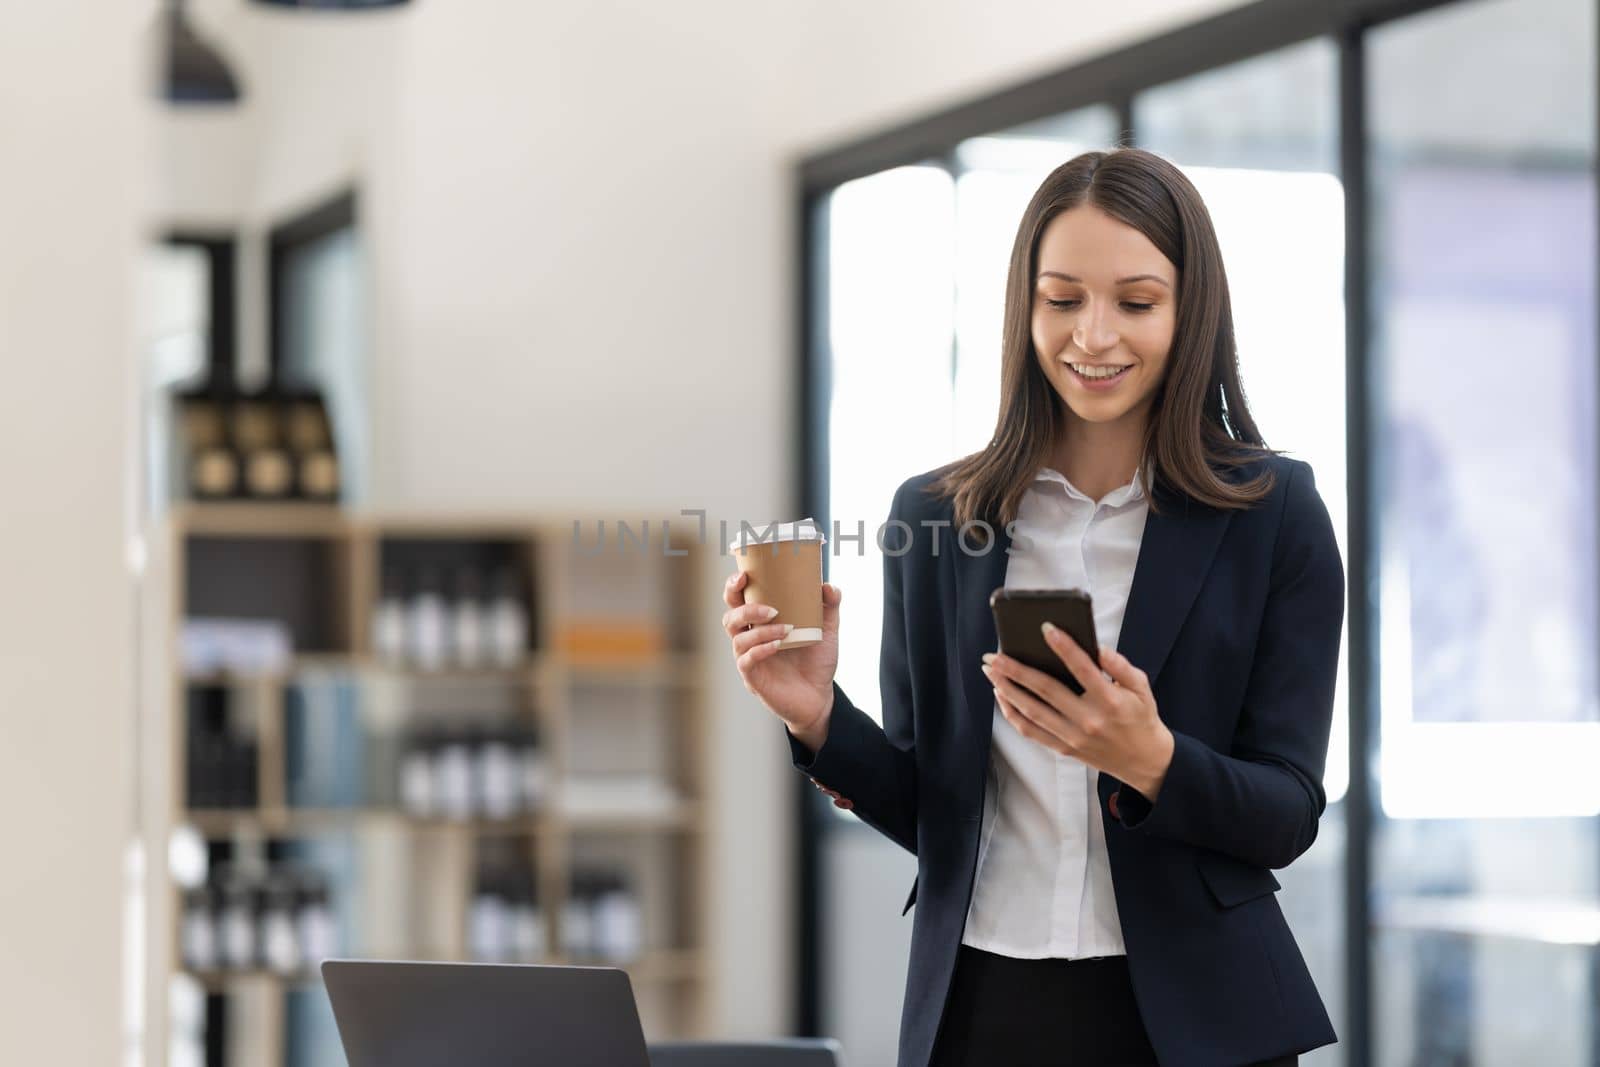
[741,145,1342,1067]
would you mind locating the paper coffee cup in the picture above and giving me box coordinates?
[729,517,827,649]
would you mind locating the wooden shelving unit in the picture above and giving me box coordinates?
[159,506,713,1066]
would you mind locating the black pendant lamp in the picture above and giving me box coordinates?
[162,1,241,104]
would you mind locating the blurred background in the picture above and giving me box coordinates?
[2,0,1596,1064]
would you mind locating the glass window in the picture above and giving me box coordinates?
[1136,38,1348,1067]
[823,164,956,720]
[1370,0,1598,815]
[1368,0,1600,1064]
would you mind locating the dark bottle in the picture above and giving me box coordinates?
[296,871,338,965]
[180,884,220,971]
[259,872,302,976]
[220,873,261,971]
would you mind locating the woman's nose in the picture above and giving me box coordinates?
[1072,302,1118,355]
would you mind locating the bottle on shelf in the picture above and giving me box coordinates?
[180,395,241,501]
[233,395,295,501]
[180,884,220,972]
[219,871,260,971]
[469,866,512,964]
[185,864,339,977]
[259,872,302,976]
[509,865,545,963]
[407,567,449,671]
[487,567,529,667]
[591,872,643,963]
[476,726,520,821]
[185,727,224,810]
[296,871,338,967]
[373,569,408,666]
[451,567,488,669]
[226,734,259,809]
[398,727,438,818]
[284,393,340,502]
[185,691,258,811]
[433,727,474,821]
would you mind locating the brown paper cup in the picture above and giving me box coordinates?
[729,518,826,649]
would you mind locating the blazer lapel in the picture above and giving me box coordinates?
[1115,479,1233,695]
[953,518,1013,809]
[952,473,1232,812]
[1095,480,1231,806]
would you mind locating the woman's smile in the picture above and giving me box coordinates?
[1063,360,1134,391]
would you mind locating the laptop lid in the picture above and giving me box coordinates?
[322,959,651,1067]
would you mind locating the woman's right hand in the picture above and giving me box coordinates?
[722,569,841,754]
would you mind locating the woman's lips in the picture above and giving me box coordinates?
[1065,362,1132,391]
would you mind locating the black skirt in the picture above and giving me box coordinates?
[928,945,1299,1067]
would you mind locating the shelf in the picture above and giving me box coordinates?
[178,652,699,688]
[181,804,701,837]
[561,654,700,688]
[181,969,326,995]
[560,800,701,833]
[161,508,715,1056]
[183,808,554,838]
[173,503,348,538]
[177,950,706,993]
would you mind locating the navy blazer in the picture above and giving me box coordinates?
[790,453,1343,1067]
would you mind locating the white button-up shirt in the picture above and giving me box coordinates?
[960,462,1149,959]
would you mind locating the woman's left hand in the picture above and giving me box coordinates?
[982,622,1175,802]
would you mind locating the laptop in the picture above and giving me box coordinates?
[322,959,651,1067]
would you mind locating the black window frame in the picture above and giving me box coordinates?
[267,188,358,387]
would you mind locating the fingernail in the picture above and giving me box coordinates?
[980,664,992,677]
[1041,621,1058,637]
[783,624,794,635]
[981,653,995,665]
[762,605,779,619]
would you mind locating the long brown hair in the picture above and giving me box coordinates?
[926,146,1279,539]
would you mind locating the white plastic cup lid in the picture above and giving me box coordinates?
[728,516,827,553]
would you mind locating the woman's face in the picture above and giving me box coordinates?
[1030,204,1178,429]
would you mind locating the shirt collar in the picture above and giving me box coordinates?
[1033,463,1147,506]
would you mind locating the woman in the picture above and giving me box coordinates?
[723,147,1344,1067]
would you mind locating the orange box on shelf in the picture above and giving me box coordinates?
[555,620,667,663]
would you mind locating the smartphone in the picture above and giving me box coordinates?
[988,587,1100,696]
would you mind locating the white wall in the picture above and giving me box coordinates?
[147,0,1250,1045]
[0,2,145,1063]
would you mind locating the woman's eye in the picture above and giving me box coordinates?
[1043,298,1155,313]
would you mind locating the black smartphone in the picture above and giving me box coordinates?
[989,588,1100,696]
